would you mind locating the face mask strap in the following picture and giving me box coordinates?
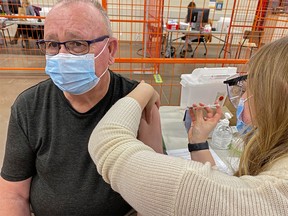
[98,66,109,79]
[94,38,110,60]
[242,95,253,103]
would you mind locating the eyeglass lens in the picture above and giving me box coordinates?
[227,80,246,108]
[39,40,90,55]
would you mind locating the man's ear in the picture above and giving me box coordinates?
[108,38,118,65]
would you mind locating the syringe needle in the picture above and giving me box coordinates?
[187,104,218,110]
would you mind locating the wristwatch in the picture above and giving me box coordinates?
[188,141,209,152]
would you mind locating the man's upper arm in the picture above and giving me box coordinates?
[137,104,163,153]
[0,177,31,215]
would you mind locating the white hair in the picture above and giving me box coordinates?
[55,0,113,36]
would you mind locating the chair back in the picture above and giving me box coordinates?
[243,30,262,46]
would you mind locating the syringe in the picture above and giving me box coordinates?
[186,104,218,110]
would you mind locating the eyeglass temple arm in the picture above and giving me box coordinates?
[223,74,248,86]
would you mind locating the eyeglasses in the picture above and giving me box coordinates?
[36,35,109,56]
[223,73,248,108]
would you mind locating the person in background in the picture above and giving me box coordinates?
[185,1,196,24]
[89,36,288,215]
[181,1,212,57]
[10,0,35,45]
[0,0,11,15]
[0,0,162,215]
[184,1,196,52]
[8,0,21,14]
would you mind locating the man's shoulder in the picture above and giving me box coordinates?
[13,79,55,107]
[18,78,53,97]
[110,70,138,90]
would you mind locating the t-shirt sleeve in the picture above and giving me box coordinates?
[1,101,36,181]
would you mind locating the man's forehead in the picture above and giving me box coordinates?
[45,2,106,39]
[44,19,104,40]
[50,1,96,14]
[46,2,102,27]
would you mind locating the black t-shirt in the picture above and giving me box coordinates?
[1,71,138,216]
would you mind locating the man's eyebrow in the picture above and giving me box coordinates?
[64,31,85,40]
[45,32,85,41]
[45,33,58,40]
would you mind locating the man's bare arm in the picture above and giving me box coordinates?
[137,104,163,153]
[0,176,32,216]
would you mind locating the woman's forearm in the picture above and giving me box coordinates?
[126,83,155,111]
[190,150,216,165]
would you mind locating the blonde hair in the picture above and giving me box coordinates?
[55,0,113,37]
[235,37,288,176]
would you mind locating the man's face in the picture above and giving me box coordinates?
[44,2,111,78]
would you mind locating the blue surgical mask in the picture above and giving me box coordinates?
[236,98,252,134]
[45,39,109,95]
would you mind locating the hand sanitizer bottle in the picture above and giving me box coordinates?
[212,113,233,149]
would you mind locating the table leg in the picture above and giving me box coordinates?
[217,34,232,58]
[165,31,173,58]
[1,29,7,46]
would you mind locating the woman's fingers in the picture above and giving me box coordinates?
[189,103,204,122]
[190,102,222,122]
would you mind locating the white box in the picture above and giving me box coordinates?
[217,17,231,33]
[179,22,189,30]
[180,67,237,108]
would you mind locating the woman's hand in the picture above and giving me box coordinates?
[188,102,222,143]
[127,81,160,124]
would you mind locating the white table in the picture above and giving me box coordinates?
[5,19,44,47]
[164,28,241,58]
[6,18,44,26]
[160,106,240,175]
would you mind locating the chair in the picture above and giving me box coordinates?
[19,5,43,48]
[0,19,12,46]
[20,25,43,49]
[235,30,262,59]
[179,34,208,58]
[0,25,12,46]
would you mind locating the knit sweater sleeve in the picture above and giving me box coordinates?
[89,97,288,216]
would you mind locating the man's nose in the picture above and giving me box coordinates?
[58,44,69,54]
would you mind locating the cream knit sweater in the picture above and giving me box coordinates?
[89,97,288,216]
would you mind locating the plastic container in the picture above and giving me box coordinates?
[217,17,231,32]
[179,22,190,30]
[203,24,212,33]
[166,20,179,30]
[180,67,237,108]
[212,113,233,149]
[166,23,179,30]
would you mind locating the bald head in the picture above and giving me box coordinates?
[48,0,112,37]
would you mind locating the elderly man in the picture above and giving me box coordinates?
[0,0,162,215]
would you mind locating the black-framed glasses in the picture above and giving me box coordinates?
[36,35,109,56]
[223,73,248,108]
[223,74,248,86]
